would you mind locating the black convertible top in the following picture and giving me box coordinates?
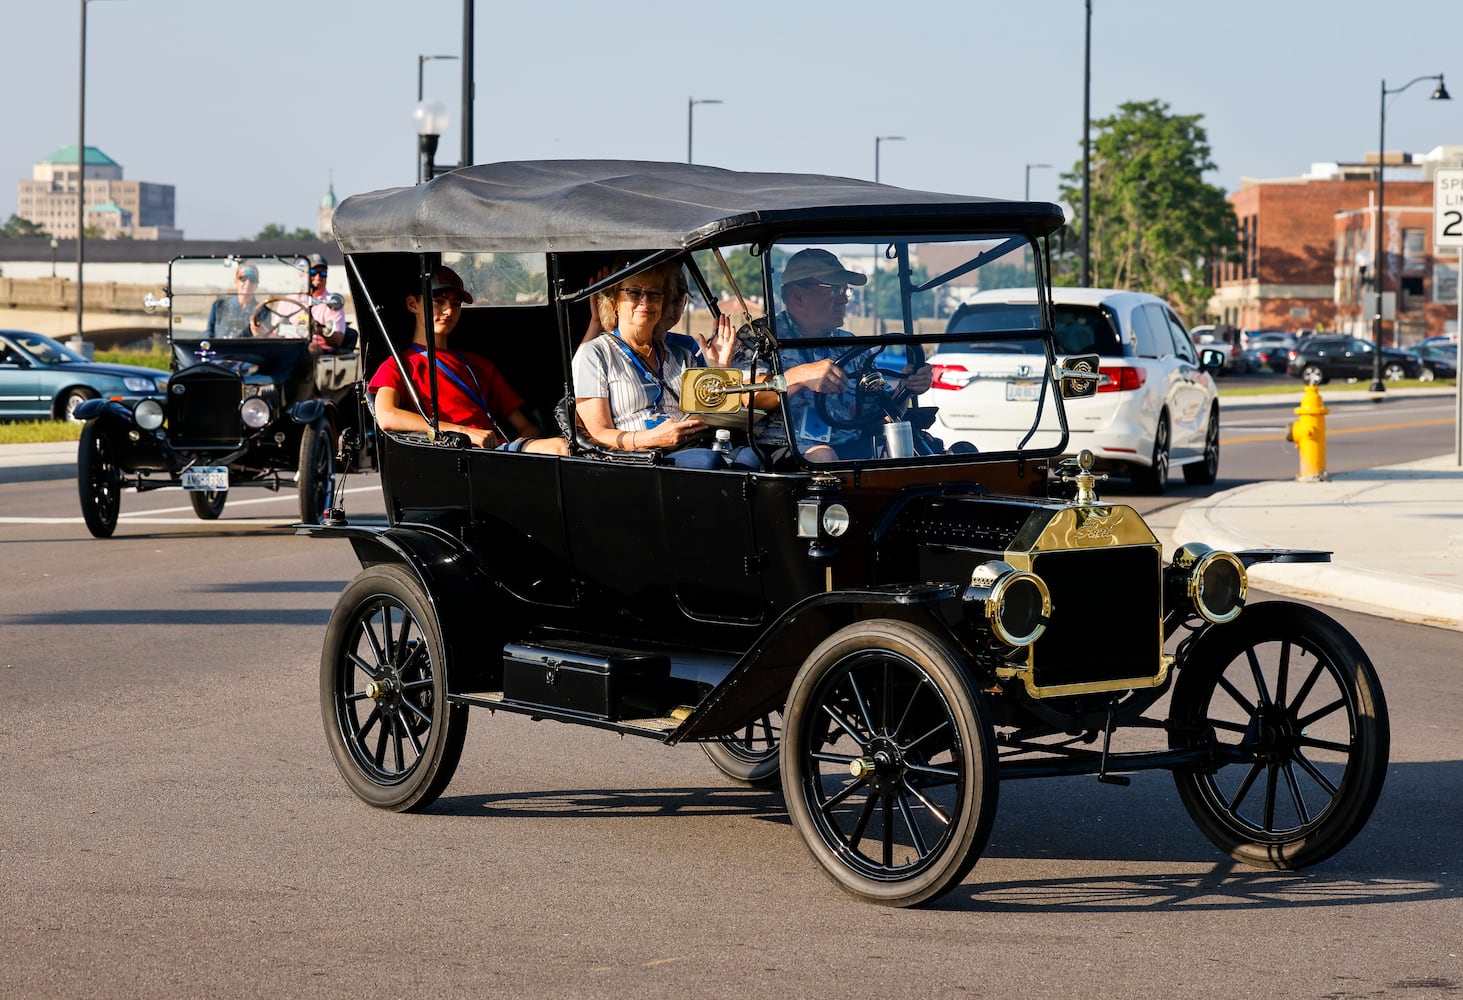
[331,160,1066,255]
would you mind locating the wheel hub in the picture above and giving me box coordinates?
[850,738,906,794]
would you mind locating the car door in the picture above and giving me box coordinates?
[1142,304,1209,462]
[0,336,45,420]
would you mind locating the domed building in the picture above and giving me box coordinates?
[317,176,338,240]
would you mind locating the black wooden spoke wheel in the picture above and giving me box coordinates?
[320,565,467,811]
[77,422,122,538]
[782,619,997,907]
[298,419,336,525]
[1168,602,1389,869]
[190,490,227,520]
[703,709,783,787]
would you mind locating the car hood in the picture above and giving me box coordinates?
[48,360,166,382]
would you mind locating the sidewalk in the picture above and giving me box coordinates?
[0,441,78,484]
[1174,453,1463,632]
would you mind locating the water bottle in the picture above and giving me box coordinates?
[712,428,733,465]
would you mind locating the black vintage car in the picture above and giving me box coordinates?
[308,161,1388,907]
[74,255,376,537]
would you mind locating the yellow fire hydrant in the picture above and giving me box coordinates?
[1291,384,1330,482]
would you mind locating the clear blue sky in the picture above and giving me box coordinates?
[2,0,1458,240]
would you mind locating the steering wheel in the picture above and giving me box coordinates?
[812,344,925,432]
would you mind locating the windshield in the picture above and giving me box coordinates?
[711,234,1074,467]
[166,256,349,340]
[9,331,84,364]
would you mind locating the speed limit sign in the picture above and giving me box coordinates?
[1436,169,1463,249]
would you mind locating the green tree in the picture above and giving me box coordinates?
[0,214,47,238]
[1056,99,1238,323]
[253,223,318,240]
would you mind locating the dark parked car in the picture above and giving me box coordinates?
[1286,334,1421,384]
[0,329,166,421]
[302,160,1390,908]
[73,255,377,537]
[1243,331,1298,373]
[1412,341,1459,381]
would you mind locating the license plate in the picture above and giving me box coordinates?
[1005,380,1041,401]
[182,466,229,491]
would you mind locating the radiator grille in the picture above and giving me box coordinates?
[1029,546,1162,689]
[166,368,243,447]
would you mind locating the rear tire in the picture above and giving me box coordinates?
[321,564,468,811]
[1300,365,1326,385]
[1133,414,1170,494]
[190,490,227,520]
[703,710,782,787]
[1183,407,1220,486]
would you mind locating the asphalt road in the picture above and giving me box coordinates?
[1,457,1459,999]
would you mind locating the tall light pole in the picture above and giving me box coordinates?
[1369,72,1450,394]
[688,97,722,164]
[1025,162,1052,200]
[416,54,458,182]
[1080,0,1092,287]
[417,53,457,101]
[874,135,905,183]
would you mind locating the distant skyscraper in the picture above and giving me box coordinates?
[17,145,181,240]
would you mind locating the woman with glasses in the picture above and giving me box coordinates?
[572,261,757,469]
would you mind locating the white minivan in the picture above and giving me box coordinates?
[921,287,1222,493]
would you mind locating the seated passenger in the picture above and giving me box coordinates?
[737,248,934,463]
[206,263,263,338]
[572,261,758,469]
[369,266,567,454]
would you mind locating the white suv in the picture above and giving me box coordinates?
[921,287,1221,493]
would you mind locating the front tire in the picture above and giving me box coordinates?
[321,564,468,812]
[298,418,335,524]
[703,710,782,787]
[76,422,121,538]
[190,490,227,520]
[1382,362,1407,382]
[1183,406,1220,486]
[1300,364,1326,385]
[59,387,98,422]
[1167,602,1389,869]
[782,620,997,907]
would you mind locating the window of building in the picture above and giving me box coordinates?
[1402,229,1426,273]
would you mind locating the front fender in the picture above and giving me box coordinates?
[672,584,969,743]
[74,398,135,424]
[289,398,327,425]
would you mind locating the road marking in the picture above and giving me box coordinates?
[0,485,380,525]
[1222,416,1455,446]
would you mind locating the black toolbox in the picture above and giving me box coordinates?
[502,641,670,721]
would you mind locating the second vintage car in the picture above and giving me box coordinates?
[73,255,376,537]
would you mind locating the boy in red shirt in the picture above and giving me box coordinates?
[369,267,567,454]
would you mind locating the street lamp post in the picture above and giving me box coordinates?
[1369,72,1450,395]
[687,97,722,164]
[416,54,458,182]
[50,237,58,278]
[874,135,905,183]
[413,100,450,183]
[1080,0,1092,286]
[1025,162,1052,200]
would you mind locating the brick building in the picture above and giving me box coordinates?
[1209,148,1461,345]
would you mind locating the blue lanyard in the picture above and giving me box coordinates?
[609,330,668,410]
[409,345,505,436]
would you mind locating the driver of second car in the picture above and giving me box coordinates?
[764,248,933,462]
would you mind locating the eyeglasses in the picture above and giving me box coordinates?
[309,268,328,276]
[619,287,664,304]
[796,281,848,298]
[238,274,258,283]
